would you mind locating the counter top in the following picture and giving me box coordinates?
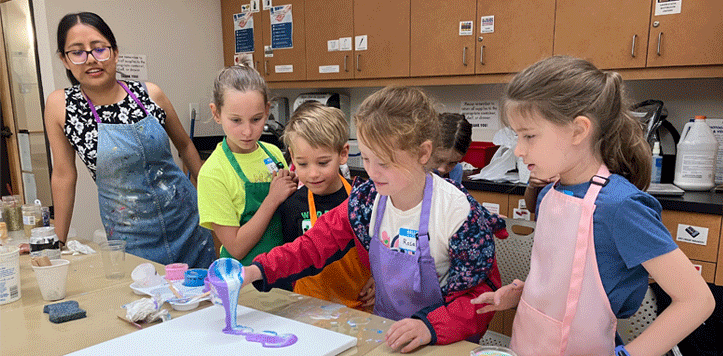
[349,168,723,215]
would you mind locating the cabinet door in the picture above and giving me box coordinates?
[221,0,266,76]
[353,0,410,79]
[646,0,723,67]
[475,0,555,74]
[305,0,354,80]
[410,0,476,77]
[262,0,306,81]
[554,0,651,69]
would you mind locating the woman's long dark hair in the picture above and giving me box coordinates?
[56,12,117,85]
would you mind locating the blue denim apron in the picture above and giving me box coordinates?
[370,174,444,320]
[84,81,214,268]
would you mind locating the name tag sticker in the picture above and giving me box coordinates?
[263,157,279,174]
[398,228,418,254]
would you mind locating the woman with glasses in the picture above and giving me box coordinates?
[44,12,215,268]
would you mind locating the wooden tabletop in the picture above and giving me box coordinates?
[0,244,480,355]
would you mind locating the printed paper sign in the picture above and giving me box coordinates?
[233,12,255,53]
[480,15,494,33]
[116,54,148,81]
[262,0,272,10]
[355,35,367,51]
[264,45,273,58]
[319,65,340,73]
[234,53,253,67]
[459,21,473,36]
[655,0,682,16]
[327,39,340,51]
[482,202,500,215]
[250,0,260,13]
[704,118,723,183]
[513,208,530,220]
[675,224,708,246]
[692,264,703,274]
[460,100,500,130]
[241,4,250,12]
[275,64,293,73]
[339,37,352,51]
[270,5,293,49]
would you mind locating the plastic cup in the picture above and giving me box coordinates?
[100,240,126,279]
[31,259,70,301]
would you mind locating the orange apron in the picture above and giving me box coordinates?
[510,165,616,356]
[293,176,372,309]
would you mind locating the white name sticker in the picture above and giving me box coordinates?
[398,228,418,254]
[675,224,708,246]
[263,157,279,173]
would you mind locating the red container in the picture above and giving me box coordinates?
[462,142,499,169]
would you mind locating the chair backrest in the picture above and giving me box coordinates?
[496,218,535,285]
[616,285,658,344]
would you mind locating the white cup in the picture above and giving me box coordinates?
[31,259,70,301]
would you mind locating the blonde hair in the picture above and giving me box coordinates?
[212,62,270,112]
[283,101,349,153]
[503,55,650,190]
[353,86,439,166]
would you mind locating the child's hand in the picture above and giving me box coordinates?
[471,279,524,314]
[528,173,558,188]
[241,265,262,289]
[358,276,375,307]
[267,170,298,205]
[385,318,431,353]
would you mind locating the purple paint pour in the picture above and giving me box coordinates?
[205,258,298,348]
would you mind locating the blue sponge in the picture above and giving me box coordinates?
[43,300,86,323]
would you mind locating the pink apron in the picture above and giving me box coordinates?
[510,165,617,356]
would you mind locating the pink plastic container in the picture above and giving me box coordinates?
[164,263,188,280]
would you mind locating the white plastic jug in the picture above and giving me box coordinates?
[674,116,718,191]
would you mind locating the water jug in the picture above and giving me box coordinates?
[674,116,718,191]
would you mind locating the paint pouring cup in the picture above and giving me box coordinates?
[0,245,21,304]
[165,263,188,281]
[32,259,70,301]
[100,240,127,279]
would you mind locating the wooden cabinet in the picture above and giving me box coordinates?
[554,0,651,69]
[221,0,266,71]
[261,0,307,81]
[305,0,355,80]
[661,210,721,284]
[410,0,477,77]
[475,0,555,74]
[353,0,410,79]
[646,0,723,67]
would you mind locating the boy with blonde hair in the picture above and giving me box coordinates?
[279,101,374,309]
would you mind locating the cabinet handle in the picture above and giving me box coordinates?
[344,55,349,72]
[356,54,361,72]
[462,47,468,66]
[264,60,269,75]
[656,32,663,56]
[631,34,637,58]
[480,45,485,65]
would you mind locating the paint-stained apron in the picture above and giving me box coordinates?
[510,165,616,355]
[218,138,284,266]
[370,174,444,320]
[88,81,214,268]
[293,176,372,309]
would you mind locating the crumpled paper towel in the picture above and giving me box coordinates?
[125,296,171,323]
[63,240,96,255]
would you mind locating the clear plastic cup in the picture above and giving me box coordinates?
[31,259,70,301]
[100,240,126,279]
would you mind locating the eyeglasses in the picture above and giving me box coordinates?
[63,47,112,65]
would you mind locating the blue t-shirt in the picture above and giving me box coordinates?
[537,174,678,318]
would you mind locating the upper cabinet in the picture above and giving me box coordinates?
[221,0,265,70]
[261,0,307,81]
[554,0,651,69]
[646,0,723,67]
[475,0,555,74]
[305,0,354,80]
[410,0,477,77]
[353,0,410,79]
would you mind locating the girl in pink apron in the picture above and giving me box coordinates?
[472,56,714,356]
[242,86,508,352]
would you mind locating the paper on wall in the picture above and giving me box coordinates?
[270,5,293,49]
[116,54,148,81]
[654,0,682,16]
[480,15,494,33]
[460,100,500,131]
[234,12,255,53]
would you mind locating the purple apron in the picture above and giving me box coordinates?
[370,174,444,320]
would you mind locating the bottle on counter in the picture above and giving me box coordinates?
[1,195,22,232]
[21,204,42,238]
[674,115,719,191]
[651,141,663,184]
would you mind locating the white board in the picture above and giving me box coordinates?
[68,305,357,356]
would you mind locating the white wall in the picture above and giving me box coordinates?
[34,0,224,241]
